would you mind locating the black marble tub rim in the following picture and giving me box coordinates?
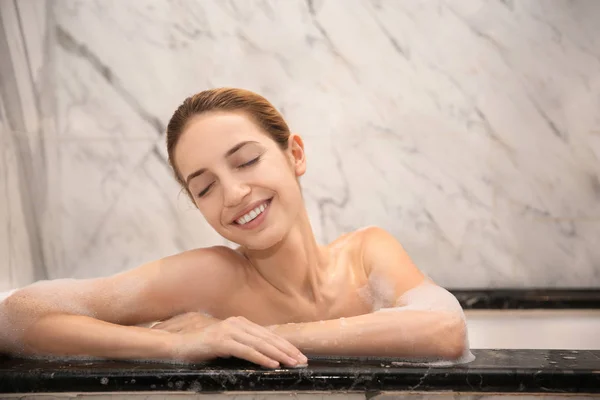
[1,349,599,394]
[448,288,600,309]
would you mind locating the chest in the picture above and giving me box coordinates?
[214,252,376,325]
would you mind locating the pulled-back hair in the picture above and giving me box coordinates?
[166,88,291,191]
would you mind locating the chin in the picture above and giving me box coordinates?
[233,227,288,251]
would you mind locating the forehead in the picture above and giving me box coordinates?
[174,111,269,173]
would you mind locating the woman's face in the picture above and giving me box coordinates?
[174,111,306,250]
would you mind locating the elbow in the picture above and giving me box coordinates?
[1,291,23,316]
[440,337,467,361]
[435,312,469,360]
[1,290,53,325]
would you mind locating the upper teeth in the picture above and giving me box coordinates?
[236,202,268,225]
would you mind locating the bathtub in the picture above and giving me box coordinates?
[1,305,599,398]
[3,289,599,351]
[465,309,600,350]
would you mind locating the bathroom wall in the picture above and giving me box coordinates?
[0,0,53,290]
[1,0,599,289]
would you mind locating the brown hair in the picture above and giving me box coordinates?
[166,88,291,192]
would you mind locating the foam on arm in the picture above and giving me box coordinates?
[375,280,475,365]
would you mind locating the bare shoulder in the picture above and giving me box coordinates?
[352,225,405,250]
[6,245,247,327]
[153,245,245,295]
[160,245,244,273]
[353,226,425,292]
[326,226,388,269]
[328,225,377,248]
[330,226,389,252]
[103,245,246,320]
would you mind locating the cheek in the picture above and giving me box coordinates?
[195,199,221,224]
[263,158,296,184]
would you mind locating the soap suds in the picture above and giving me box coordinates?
[0,276,149,356]
[357,271,396,311]
[373,280,475,365]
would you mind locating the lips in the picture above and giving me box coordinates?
[230,198,272,224]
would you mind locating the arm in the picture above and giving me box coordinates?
[270,227,469,361]
[0,247,236,361]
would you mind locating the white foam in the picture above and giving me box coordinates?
[0,289,17,303]
[357,270,396,311]
[374,280,475,364]
[390,350,476,367]
[0,277,148,356]
[387,279,464,312]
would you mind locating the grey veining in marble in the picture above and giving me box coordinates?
[0,0,53,290]
[1,0,599,288]
[1,394,597,399]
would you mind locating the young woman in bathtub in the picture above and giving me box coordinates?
[0,88,472,369]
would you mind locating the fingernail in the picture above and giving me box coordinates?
[270,360,280,368]
[298,354,308,363]
[288,356,298,365]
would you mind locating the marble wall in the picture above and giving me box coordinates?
[0,0,53,290]
[1,0,599,289]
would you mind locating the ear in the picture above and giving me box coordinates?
[288,134,307,177]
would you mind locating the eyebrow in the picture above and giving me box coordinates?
[185,140,260,185]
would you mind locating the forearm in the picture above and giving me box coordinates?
[0,312,175,361]
[0,292,175,361]
[270,310,467,360]
[15,314,176,361]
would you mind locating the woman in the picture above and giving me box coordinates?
[0,88,472,369]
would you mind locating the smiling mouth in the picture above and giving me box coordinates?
[233,198,272,225]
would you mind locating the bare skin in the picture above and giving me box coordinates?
[0,111,467,368]
[179,232,375,326]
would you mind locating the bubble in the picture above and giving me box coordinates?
[357,271,396,311]
[391,350,475,367]
[100,377,109,385]
[0,290,17,303]
[374,280,474,364]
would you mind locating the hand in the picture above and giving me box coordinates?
[171,316,308,369]
[151,312,220,333]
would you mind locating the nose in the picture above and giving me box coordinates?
[222,175,251,208]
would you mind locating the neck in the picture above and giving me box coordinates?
[240,206,329,302]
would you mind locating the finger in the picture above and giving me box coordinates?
[221,339,280,369]
[261,329,307,363]
[237,320,307,363]
[232,330,301,367]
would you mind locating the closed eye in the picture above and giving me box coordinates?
[197,182,214,198]
[197,156,261,198]
[238,156,261,169]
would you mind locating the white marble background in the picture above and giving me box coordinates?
[1,0,599,289]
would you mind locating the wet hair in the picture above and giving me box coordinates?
[166,88,291,193]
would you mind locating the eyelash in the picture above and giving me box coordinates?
[238,156,261,169]
[196,156,261,198]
